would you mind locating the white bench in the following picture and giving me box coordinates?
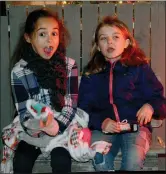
[32,144,165,172]
[32,119,165,172]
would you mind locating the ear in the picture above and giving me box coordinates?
[124,39,130,48]
[24,33,31,43]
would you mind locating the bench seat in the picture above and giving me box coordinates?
[32,144,165,173]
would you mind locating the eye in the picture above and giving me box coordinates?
[52,32,58,36]
[100,37,107,41]
[113,35,119,40]
[113,35,119,39]
[39,32,46,37]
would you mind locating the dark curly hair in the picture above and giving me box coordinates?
[11,7,70,68]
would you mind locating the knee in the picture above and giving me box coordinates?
[93,152,104,165]
[13,153,34,173]
[13,141,40,173]
[51,147,71,172]
[121,146,145,171]
[92,152,114,171]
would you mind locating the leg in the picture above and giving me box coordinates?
[91,130,120,171]
[50,147,71,173]
[120,126,152,171]
[13,140,41,173]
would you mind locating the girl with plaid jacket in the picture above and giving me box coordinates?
[10,8,78,173]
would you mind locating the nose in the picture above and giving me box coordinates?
[107,37,112,44]
[47,35,52,43]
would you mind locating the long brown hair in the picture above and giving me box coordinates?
[85,16,150,75]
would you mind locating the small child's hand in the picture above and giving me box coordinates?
[136,103,154,126]
[102,118,120,133]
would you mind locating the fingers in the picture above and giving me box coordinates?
[136,108,141,117]
[136,104,153,126]
[137,104,153,126]
[111,123,120,133]
[101,118,110,130]
[137,113,152,126]
[103,122,120,133]
[138,115,145,126]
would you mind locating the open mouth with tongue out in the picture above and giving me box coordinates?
[44,46,53,56]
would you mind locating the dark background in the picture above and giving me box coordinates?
[0,1,6,16]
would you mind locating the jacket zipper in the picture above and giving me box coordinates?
[109,61,120,122]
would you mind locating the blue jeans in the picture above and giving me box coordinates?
[91,126,152,171]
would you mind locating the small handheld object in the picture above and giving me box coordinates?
[103,120,138,134]
[119,122,138,133]
[26,99,52,121]
[25,99,59,136]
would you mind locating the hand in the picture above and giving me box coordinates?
[136,103,154,126]
[68,141,94,162]
[91,141,112,155]
[101,118,120,133]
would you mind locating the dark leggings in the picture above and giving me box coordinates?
[13,141,71,173]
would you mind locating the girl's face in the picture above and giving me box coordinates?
[97,25,129,62]
[25,17,59,60]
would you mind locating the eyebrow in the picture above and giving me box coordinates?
[113,32,121,35]
[99,34,106,38]
[99,32,121,37]
[37,27,59,31]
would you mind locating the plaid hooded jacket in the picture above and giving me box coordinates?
[11,57,78,133]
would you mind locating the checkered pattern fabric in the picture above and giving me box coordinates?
[11,57,78,133]
[70,129,80,147]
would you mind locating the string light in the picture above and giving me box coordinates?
[9,1,150,6]
[62,1,67,5]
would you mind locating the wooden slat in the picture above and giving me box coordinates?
[27,5,43,14]
[0,17,12,128]
[99,3,115,20]
[151,2,166,95]
[8,6,27,123]
[9,6,27,56]
[134,3,150,57]
[151,1,166,147]
[82,4,98,71]
[46,5,62,19]
[117,3,133,34]
[9,6,27,122]
[64,5,81,74]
